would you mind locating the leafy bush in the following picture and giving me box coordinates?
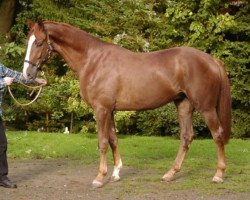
[0,0,249,138]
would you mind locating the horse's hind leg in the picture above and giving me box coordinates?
[109,113,122,182]
[202,109,225,183]
[162,98,195,181]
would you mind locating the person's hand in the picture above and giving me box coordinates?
[35,78,47,86]
[4,77,14,86]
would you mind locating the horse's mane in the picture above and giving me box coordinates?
[43,20,104,45]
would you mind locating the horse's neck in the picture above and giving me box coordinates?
[47,23,101,73]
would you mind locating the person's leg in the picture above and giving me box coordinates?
[0,118,17,188]
[0,119,8,180]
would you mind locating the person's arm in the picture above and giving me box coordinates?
[7,69,34,84]
[0,77,6,89]
[1,64,35,84]
[0,63,46,86]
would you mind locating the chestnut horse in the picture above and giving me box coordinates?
[23,21,231,188]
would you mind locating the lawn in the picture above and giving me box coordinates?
[6,131,250,194]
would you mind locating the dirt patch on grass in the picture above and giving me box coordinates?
[1,159,249,200]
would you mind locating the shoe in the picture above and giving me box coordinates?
[0,178,17,188]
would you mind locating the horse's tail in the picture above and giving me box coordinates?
[216,59,232,144]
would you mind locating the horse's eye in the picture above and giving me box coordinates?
[37,42,43,47]
[35,41,43,47]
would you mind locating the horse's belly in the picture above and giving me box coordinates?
[115,86,178,111]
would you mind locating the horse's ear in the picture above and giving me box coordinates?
[37,20,45,31]
[27,20,35,29]
[35,20,46,40]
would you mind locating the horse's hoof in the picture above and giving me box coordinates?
[161,175,174,182]
[92,180,103,188]
[110,175,120,182]
[212,176,224,183]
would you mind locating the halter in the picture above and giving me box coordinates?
[24,28,53,70]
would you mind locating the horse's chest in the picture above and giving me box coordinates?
[79,83,94,104]
[79,78,107,106]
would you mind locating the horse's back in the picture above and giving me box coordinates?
[83,45,222,111]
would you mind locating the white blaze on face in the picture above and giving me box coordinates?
[23,34,36,79]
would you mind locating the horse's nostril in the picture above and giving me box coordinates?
[27,73,30,77]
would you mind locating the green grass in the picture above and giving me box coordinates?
[6,131,250,194]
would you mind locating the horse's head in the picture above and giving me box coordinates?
[23,20,53,80]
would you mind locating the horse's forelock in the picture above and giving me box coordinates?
[30,22,46,42]
[26,30,34,43]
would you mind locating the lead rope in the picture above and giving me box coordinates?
[7,71,46,106]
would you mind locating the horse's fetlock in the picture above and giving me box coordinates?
[218,162,226,171]
[101,170,108,176]
[173,165,181,172]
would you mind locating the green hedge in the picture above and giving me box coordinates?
[0,0,249,138]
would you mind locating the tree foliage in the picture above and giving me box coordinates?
[0,0,249,138]
[0,0,17,34]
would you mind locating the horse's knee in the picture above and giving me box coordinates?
[99,139,109,153]
[109,136,118,150]
[181,132,194,149]
[202,110,223,143]
[212,126,224,144]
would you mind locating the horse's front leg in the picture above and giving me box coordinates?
[109,113,122,182]
[92,105,112,188]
